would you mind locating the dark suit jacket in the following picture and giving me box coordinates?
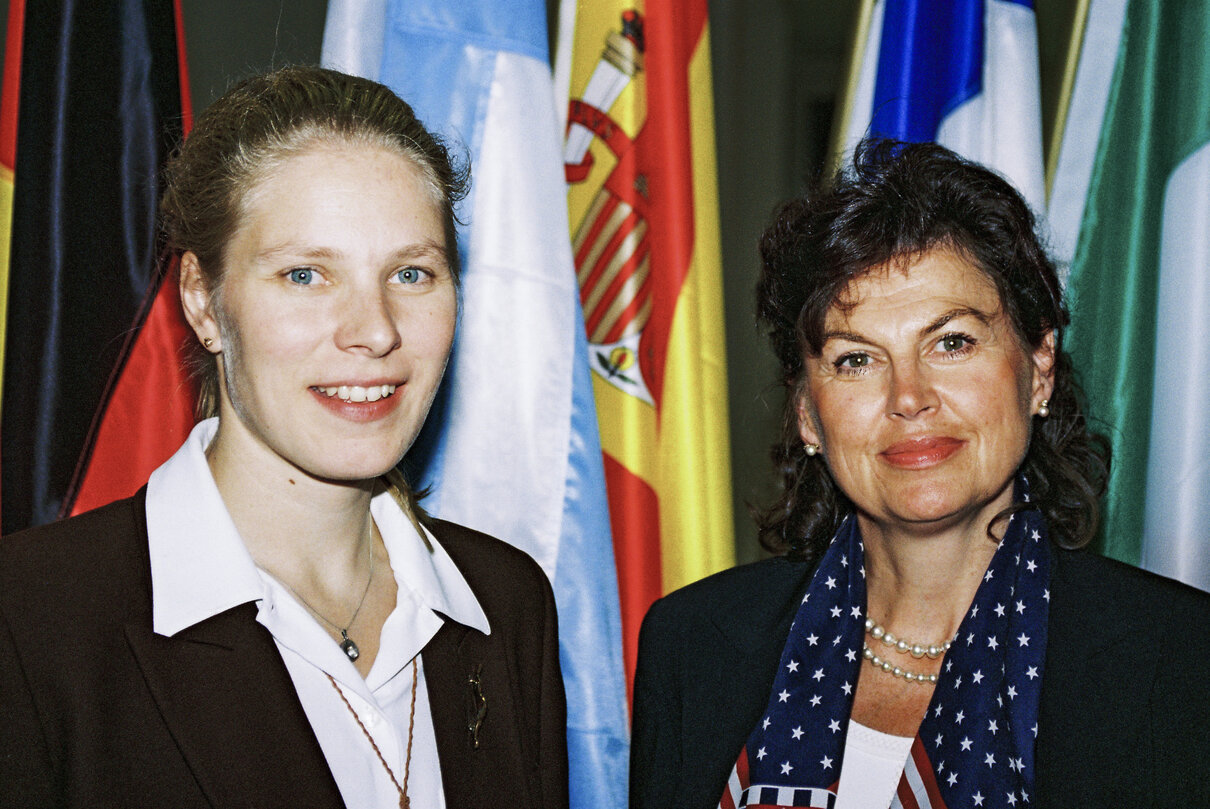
[0,490,568,809]
[631,548,1210,809]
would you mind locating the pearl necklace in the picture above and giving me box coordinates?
[862,616,954,685]
[862,645,939,684]
[864,617,952,658]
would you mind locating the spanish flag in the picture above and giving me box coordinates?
[0,0,194,533]
[561,1,734,687]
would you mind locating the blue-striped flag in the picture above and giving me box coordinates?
[835,0,1045,214]
[323,2,630,806]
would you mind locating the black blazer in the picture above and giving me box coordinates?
[631,547,1210,809]
[0,490,568,809]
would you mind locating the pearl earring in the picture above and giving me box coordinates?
[1037,399,1050,418]
[805,443,821,457]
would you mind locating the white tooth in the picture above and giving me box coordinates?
[349,386,367,403]
[338,385,350,400]
[324,387,338,397]
[380,384,391,398]
[365,386,382,402]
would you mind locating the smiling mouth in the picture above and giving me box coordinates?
[313,384,398,403]
[879,436,966,469]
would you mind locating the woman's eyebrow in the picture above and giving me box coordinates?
[253,243,341,263]
[820,329,868,345]
[251,241,449,264]
[820,307,995,346]
[920,306,993,337]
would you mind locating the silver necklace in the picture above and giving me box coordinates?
[281,537,375,662]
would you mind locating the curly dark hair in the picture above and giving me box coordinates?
[754,139,1110,562]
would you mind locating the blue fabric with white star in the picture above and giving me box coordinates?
[729,485,1051,808]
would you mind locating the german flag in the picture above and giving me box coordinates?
[0,0,194,534]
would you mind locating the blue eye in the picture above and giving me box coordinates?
[288,268,315,285]
[395,267,425,285]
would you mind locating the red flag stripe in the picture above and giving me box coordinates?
[583,236,651,341]
[603,453,661,695]
[0,0,24,172]
[597,259,653,346]
[573,190,624,277]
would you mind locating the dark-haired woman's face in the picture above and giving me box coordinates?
[796,248,1054,537]
[182,142,457,483]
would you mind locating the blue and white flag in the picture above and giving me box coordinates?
[836,0,1046,215]
[323,2,630,806]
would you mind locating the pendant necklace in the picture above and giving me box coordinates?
[281,535,375,661]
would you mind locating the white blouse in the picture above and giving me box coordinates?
[835,719,915,809]
[145,418,490,808]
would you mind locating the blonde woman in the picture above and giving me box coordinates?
[0,67,567,809]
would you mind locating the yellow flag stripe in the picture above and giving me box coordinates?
[593,375,658,479]
[658,21,735,593]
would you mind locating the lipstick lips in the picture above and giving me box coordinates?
[879,436,966,469]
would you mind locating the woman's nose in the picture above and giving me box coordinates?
[887,361,938,419]
[335,286,402,357]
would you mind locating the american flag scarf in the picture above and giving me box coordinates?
[721,491,1051,809]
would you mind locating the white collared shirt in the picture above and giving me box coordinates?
[146,419,490,808]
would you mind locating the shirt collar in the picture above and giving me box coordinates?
[146,418,490,638]
[146,418,265,637]
[371,489,490,636]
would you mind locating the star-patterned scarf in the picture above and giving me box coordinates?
[721,488,1051,809]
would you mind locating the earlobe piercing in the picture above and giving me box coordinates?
[203,337,214,348]
[805,443,821,457]
[1037,399,1049,418]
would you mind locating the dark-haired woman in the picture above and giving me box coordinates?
[630,141,1210,809]
[0,67,567,808]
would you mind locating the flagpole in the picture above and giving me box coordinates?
[1044,0,1091,202]
[825,0,876,178]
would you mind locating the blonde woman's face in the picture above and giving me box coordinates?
[183,141,457,483]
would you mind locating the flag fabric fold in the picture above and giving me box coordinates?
[323,2,630,806]
[0,0,194,533]
[1051,0,1210,592]
[835,0,1046,214]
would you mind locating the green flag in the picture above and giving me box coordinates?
[1054,0,1210,589]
